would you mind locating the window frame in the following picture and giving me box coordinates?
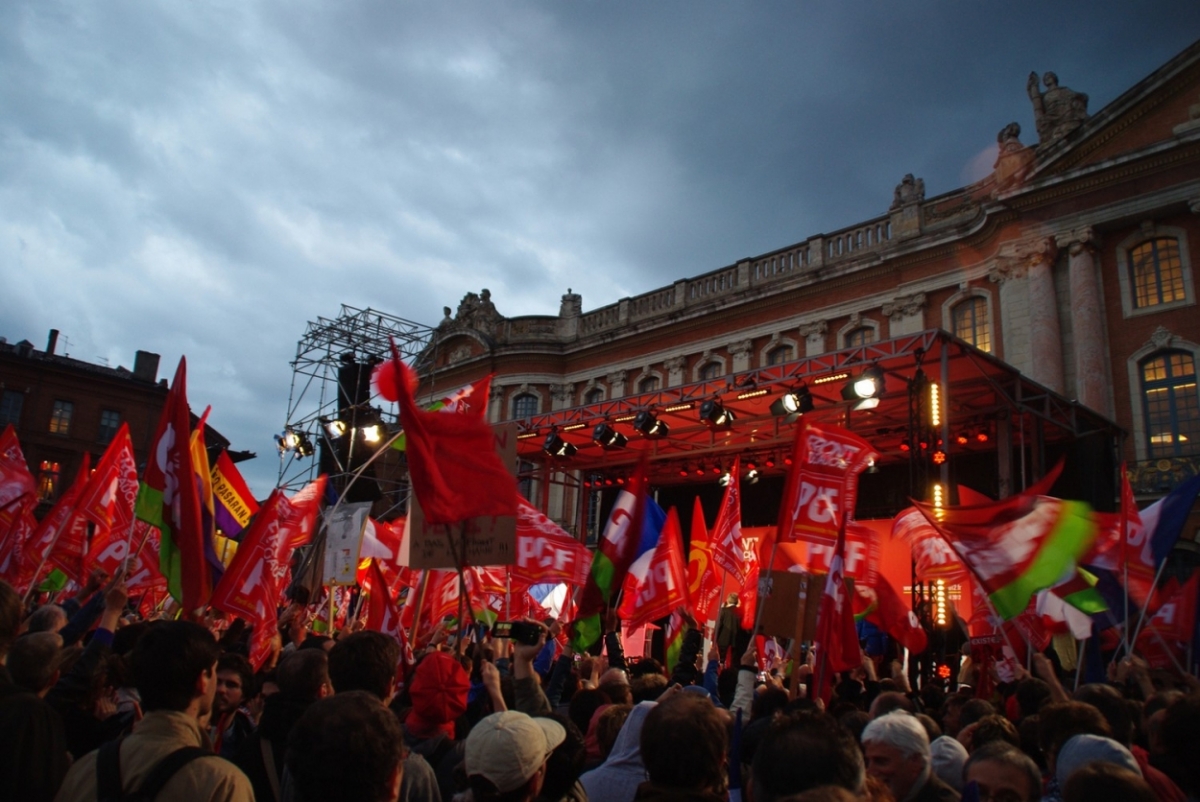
[1138,350,1199,459]
[97,409,121,445]
[1127,334,1200,460]
[0,390,23,427]
[511,393,539,420]
[49,400,74,436]
[1115,225,1195,319]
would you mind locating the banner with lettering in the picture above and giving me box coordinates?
[777,420,876,546]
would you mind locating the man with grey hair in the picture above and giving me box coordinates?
[862,711,959,802]
[8,632,64,696]
[963,742,1041,802]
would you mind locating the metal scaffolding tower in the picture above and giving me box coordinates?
[278,305,435,519]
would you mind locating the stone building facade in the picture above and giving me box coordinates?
[418,41,1200,537]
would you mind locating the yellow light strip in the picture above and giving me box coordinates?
[561,423,587,432]
[662,403,694,413]
[811,372,850,385]
[736,389,768,400]
[614,414,637,422]
[930,382,941,428]
[517,432,540,440]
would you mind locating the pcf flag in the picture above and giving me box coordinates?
[778,420,876,545]
[709,457,747,584]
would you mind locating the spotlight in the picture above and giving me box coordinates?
[711,463,722,475]
[694,464,706,476]
[745,460,757,472]
[955,432,970,446]
[543,431,577,458]
[770,386,814,417]
[632,411,669,438]
[615,475,626,486]
[899,441,911,452]
[321,417,347,438]
[841,366,886,401]
[745,465,760,484]
[592,423,628,450]
[679,465,690,478]
[605,476,614,486]
[718,471,732,487]
[866,457,880,474]
[295,432,315,458]
[975,427,990,443]
[784,455,793,466]
[275,430,300,453]
[360,423,383,443]
[764,455,776,469]
[699,399,735,428]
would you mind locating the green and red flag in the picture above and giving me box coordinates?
[915,483,1099,621]
[389,375,493,451]
[571,455,650,652]
[135,357,209,616]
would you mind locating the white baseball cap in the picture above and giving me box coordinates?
[465,711,567,793]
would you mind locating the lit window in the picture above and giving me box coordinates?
[511,393,538,419]
[638,376,660,394]
[700,363,722,381]
[584,388,604,405]
[49,400,73,435]
[952,297,991,353]
[38,460,61,501]
[1141,350,1200,458]
[845,327,875,348]
[0,390,22,427]
[98,409,121,445]
[1131,238,1185,309]
[767,345,794,366]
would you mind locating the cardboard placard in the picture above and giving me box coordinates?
[322,501,373,586]
[402,422,519,570]
[757,570,823,642]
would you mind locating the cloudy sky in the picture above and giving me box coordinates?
[3,1,1198,495]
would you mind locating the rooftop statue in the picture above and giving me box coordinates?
[1027,71,1089,146]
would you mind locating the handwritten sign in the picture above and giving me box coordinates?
[323,501,372,585]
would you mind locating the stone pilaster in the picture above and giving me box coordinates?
[882,292,927,336]
[606,370,627,399]
[665,356,687,387]
[1056,227,1110,415]
[798,321,828,356]
[488,383,505,423]
[549,383,574,411]
[730,339,754,372]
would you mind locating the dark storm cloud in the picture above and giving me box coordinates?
[2,0,1197,492]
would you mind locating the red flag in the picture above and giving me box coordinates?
[136,357,209,615]
[618,507,688,629]
[812,519,861,703]
[710,457,747,583]
[364,559,414,669]
[377,345,517,526]
[24,455,90,590]
[1145,574,1199,642]
[686,495,723,625]
[738,530,763,631]
[77,424,140,577]
[86,521,167,593]
[855,577,928,654]
[893,506,968,583]
[512,498,592,586]
[356,517,407,585]
[210,477,325,669]
[778,420,876,546]
[0,499,37,586]
[805,521,880,586]
[0,425,36,511]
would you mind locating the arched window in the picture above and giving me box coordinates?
[511,393,538,419]
[1140,350,1200,458]
[952,297,991,353]
[638,376,660,393]
[844,327,875,348]
[766,345,794,366]
[1131,238,1185,309]
[699,363,722,381]
[584,388,604,405]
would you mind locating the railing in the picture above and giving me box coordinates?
[824,216,891,262]
[1128,454,1200,496]
[751,244,809,281]
[631,286,675,317]
[578,303,622,336]
[686,266,740,301]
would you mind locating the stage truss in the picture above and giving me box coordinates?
[277,305,436,518]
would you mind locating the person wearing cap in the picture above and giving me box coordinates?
[404,650,472,802]
[465,710,566,802]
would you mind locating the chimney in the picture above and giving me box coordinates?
[133,351,160,383]
[47,329,59,355]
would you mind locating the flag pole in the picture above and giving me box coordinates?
[1124,556,1170,662]
[1074,637,1086,690]
[751,536,780,639]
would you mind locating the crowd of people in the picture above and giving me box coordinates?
[3,571,1200,802]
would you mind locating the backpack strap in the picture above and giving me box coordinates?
[134,746,212,800]
[96,738,124,802]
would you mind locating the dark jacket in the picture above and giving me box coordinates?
[910,772,961,802]
[232,693,312,802]
[0,667,70,802]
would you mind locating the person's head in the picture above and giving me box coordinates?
[132,621,222,715]
[1062,761,1155,802]
[1036,701,1110,773]
[862,712,931,801]
[963,742,1042,802]
[726,593,739,606]
[966,714,1019,753]
[928,735,968,792]
[1161,694,1200,795]
[8,631,63,694]
[406,650,469,739]
[1054,733,1141,790]
[276,648,333,702]
[538,713,586,802]
[26,604,67,634]
[594,704,632,761]
[328,631,400,701]
[753,711,865,802]
[641,694,728,794]
[288,690,407,802]
[0,581,20,663]
[958,698,995,731]
[1014,678,1051,720]
[869,691,915,719]
[568,687,611,738]
[630,672,668,703]
[1073,684,1134,747]
[941,694,969,737]
[466,711,567,802]
[215,652,254,716]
